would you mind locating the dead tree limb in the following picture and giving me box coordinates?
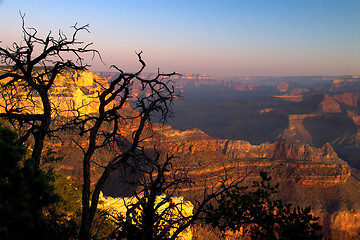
[0,14,100,167]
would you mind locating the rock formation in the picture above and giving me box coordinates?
[320,95,342,113]
[0,69,108,117]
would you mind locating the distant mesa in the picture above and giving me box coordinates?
[259,108,274,113]
[234,83,259,91]
[329,75,360,92]
[320,95,342,113]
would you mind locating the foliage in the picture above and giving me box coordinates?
[45,174,116,239]
[0,124,59,239]
[42,148,63,164]
[45,174,83,239]
[205,171,322,240]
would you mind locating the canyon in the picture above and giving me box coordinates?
[93,72,360,239]
[52,118,360,239]
[2,69,360,239]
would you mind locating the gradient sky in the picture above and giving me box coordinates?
[0,0,359,77]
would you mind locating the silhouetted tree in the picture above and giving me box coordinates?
[105,153,193,240]
[0,13,99,168]
[97,149,246,240]
[71,51,178,239]
[0,15,179,239]
[205,171,322,240]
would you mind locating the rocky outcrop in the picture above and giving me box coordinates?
[50,70,109,115]
[221,140,338,162]
[329,75,360,92]
[276,82,290,92]
[0,69,108,116]
[311,207,360,239]
[142,126,351,188]
[333,92,360,108]
[234,84,259,91]
[273,87,310,102]
[280,114,317,144]
[328,210,360,239]
[320,95,342,113]
[152,126,340,162]
[276,82,301,93]
[318,92,360,114]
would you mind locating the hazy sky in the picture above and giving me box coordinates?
[0,0,359,77]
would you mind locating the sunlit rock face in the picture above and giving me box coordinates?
[329,75,360,92]
[148,127,350,188]
[317,92,360,114]
[329,210,360,239]
[320,95,342,113]
[333,92,360,108]
[49,70,109,116]
[0,69,108,117]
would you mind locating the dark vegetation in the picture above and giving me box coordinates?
[0,17,323,239]
[205,171,322,240]
[0,124,58,239]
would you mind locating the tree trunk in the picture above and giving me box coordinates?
[32,91,51,168]
[80,153,91,240]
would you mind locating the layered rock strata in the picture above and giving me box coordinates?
[0,69,108,116]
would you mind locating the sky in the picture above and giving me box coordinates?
[0,0,359,78]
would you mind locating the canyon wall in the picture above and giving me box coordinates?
[0,69,108,116]
[149,127,350,188]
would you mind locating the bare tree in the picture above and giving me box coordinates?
[0,13,99,167]
[96,149,247,240]
[114,153,193,240]
[0,15,179,239]
[66,51,178,239]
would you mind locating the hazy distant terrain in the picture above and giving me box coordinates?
[165,75,360,169]
[95,73,360,170]
[165,76,331,140]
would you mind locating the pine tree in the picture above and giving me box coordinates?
[0,124,58,239]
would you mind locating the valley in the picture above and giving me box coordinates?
[95,72,360,238]
[3,69,360,239]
